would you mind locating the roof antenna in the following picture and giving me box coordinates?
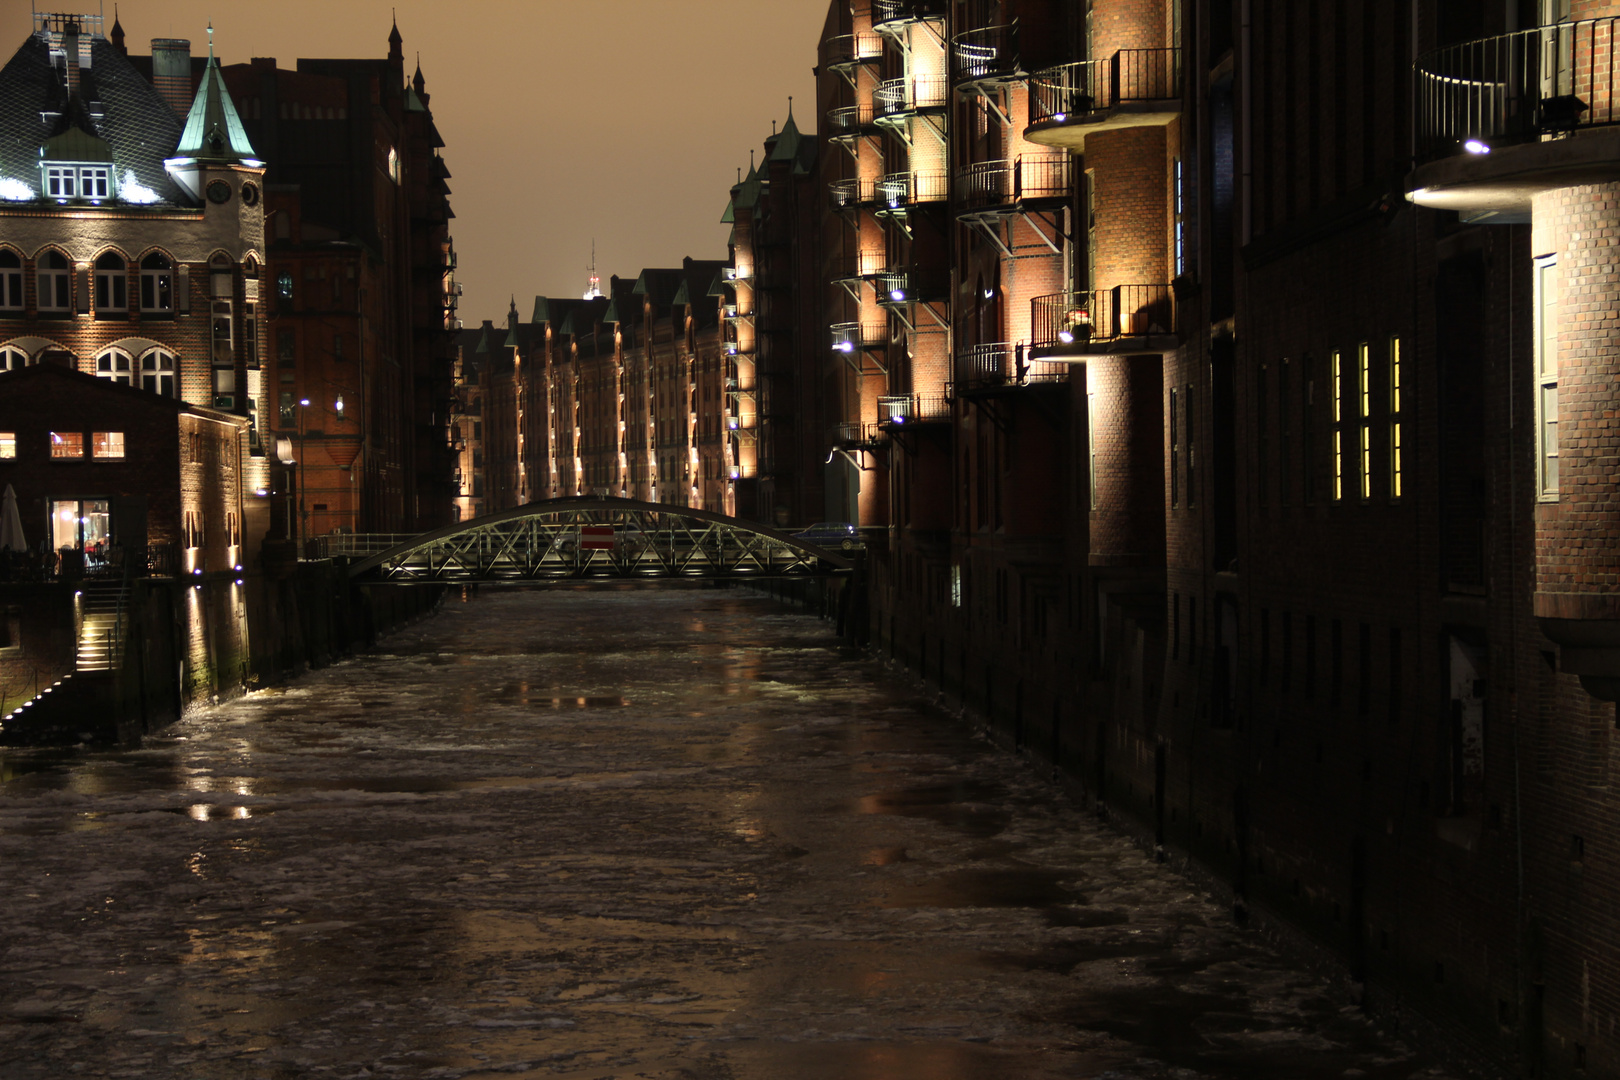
[206,21,214,60]
[772,120,777,135]
[787,95,793,118]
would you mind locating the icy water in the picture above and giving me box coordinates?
[0,586,1460,1080]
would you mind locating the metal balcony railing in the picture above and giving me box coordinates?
[875,74,950,118]
[873,0,946,28]
[878,392,951,423]
[1031,285,1177,347]
[1029,49,1183,124]
[827,103,878,133]
[830,321,891,352]
[829,177,880,210]
[953,342,1069,390]
[956,154,1073,208]
[830,421,885,446]
[1415,17,1620,159]
[830,252,886,282]
[821,32,883,69]
[875,170,949,208]
[872,268,948,304]
[952,24,1018,84]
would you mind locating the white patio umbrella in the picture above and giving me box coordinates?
[0,483,26,553]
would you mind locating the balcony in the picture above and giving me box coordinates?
[829,251,886,286]
[872,0,946,32]
[1029,285,1178,356]
[829,177,880,212]
[872,267,948,307]
[830,321,891,353]
[1409,18,1620,218]
[829,421,886,448]
[821,32,883,72]
[878,392,951,425]
[827,103,878,141]
[875,170,949,212]
[952,24,1019,88]
[874,74,950,125]
[956,154,1072,218]
[952,342,1069,394]
[1026,50,1183,150]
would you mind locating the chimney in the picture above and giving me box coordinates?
[63,20,81,97]
[151,38,192,118]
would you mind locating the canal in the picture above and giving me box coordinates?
[0,586,1459,1079]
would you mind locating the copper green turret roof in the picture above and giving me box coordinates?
[173,37,259,163]
[769,111,802,164]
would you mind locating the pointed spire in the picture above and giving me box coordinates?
[413,53,425,94]
[388,12,404,60]
[110,5,126,55]
[170,29,260,169]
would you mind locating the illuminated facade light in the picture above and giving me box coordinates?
[0,177,31,201]
[1463,139,1490,155]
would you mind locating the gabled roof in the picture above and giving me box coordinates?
[0,31,188,206]
[0,361,246,425]
[633,268,685,308]
[173,40,259,164]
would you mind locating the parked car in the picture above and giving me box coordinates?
[791,522,861,551]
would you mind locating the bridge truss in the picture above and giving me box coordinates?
[339,497,857,583]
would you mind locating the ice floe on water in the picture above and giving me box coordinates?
[0,586,1462,1079]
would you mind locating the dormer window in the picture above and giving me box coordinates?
[43,165,112,201]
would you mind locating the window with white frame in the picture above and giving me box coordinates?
[94,251,127,317]
[1535,255,1559,498]
[139,252,173,313]
[37,250,70,312]
[140,350,176,398]
[96,349,133,386]
[0,251,22,310]
[44,165,75,199]
[42,164,111,202]
[79,166,109,201]
[0,346,27,371]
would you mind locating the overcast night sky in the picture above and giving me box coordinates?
[0,1,827,325]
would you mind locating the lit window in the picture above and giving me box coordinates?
[0,432,14,458]
[96,350,133,386]
[277,271,293,301]
[140,350,177,398]
[92,432,125,459]
[50,431,83,458]
[1389,338,1403,500]
[140,252,173,312]
[94,251,127,316]
[37,250,70,312]
[1535,256,1559,498]
[0,250,22,310]
[213,367,236,410]
[212,300,233,367]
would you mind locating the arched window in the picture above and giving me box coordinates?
[0,251,21,311]
[38,250,70,313]
[94,252,127,318]
[96,349,133,386]
[0,346,29,371]
[139,350,177,398]
[140,252,172,313]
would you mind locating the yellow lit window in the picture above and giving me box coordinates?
[92,432,125,459]
[0,432,13,459]
[1389,337,1403,500]
[50,431,83,458]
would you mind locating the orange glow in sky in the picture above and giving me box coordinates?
[0,1,827,323]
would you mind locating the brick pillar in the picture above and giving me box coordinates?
[1088,353,1165,567]
[1532,181,1620,699]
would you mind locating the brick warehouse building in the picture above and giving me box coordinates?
[0,12,271,553]
[802,0,1620,1075]
[220,23,460,540]
[456,0,1620,1070]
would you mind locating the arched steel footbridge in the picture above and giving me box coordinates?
[329,497,859,583]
